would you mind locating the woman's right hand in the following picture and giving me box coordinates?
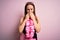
[19,14,29,33]
[25,14,29,22]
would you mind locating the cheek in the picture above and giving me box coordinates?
[31,8,34,13]
[31,9,34,13]
[32,10,34,12]
[27,10,29,13]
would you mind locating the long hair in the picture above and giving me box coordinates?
[25,2,36,16]
[23,2,37,22]
[23,2,38,40]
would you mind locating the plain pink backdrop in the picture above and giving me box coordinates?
[0,0,60,40]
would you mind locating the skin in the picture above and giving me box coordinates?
[19,5,41,33]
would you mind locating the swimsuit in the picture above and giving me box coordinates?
[23,18,37,40]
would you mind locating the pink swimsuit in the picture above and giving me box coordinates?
[25,18,36,40]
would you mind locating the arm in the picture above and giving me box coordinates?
[30,13,41,33]
[19,14,29,33]
[33,16,41,33]
[19,17,26,33]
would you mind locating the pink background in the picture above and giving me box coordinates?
[0,0,60,40]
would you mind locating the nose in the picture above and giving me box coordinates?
[29,9,31,13]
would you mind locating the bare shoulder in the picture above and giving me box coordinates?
[36,16,40,20]
[20,16,24,23]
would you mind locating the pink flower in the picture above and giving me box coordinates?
[26,18,35,39]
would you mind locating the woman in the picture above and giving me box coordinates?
[19,2,41,40]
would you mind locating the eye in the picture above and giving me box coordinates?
[27,9,29,10]
[31,9,32,10]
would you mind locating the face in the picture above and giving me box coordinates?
[27,5,34,16]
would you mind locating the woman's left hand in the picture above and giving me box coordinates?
[30,13,41,33]
[30,13,36,21]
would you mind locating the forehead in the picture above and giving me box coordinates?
[27,5,33,9]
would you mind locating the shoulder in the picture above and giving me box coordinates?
[20,16,24,23]
[36,16,40,20]
[36,16,41,24]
